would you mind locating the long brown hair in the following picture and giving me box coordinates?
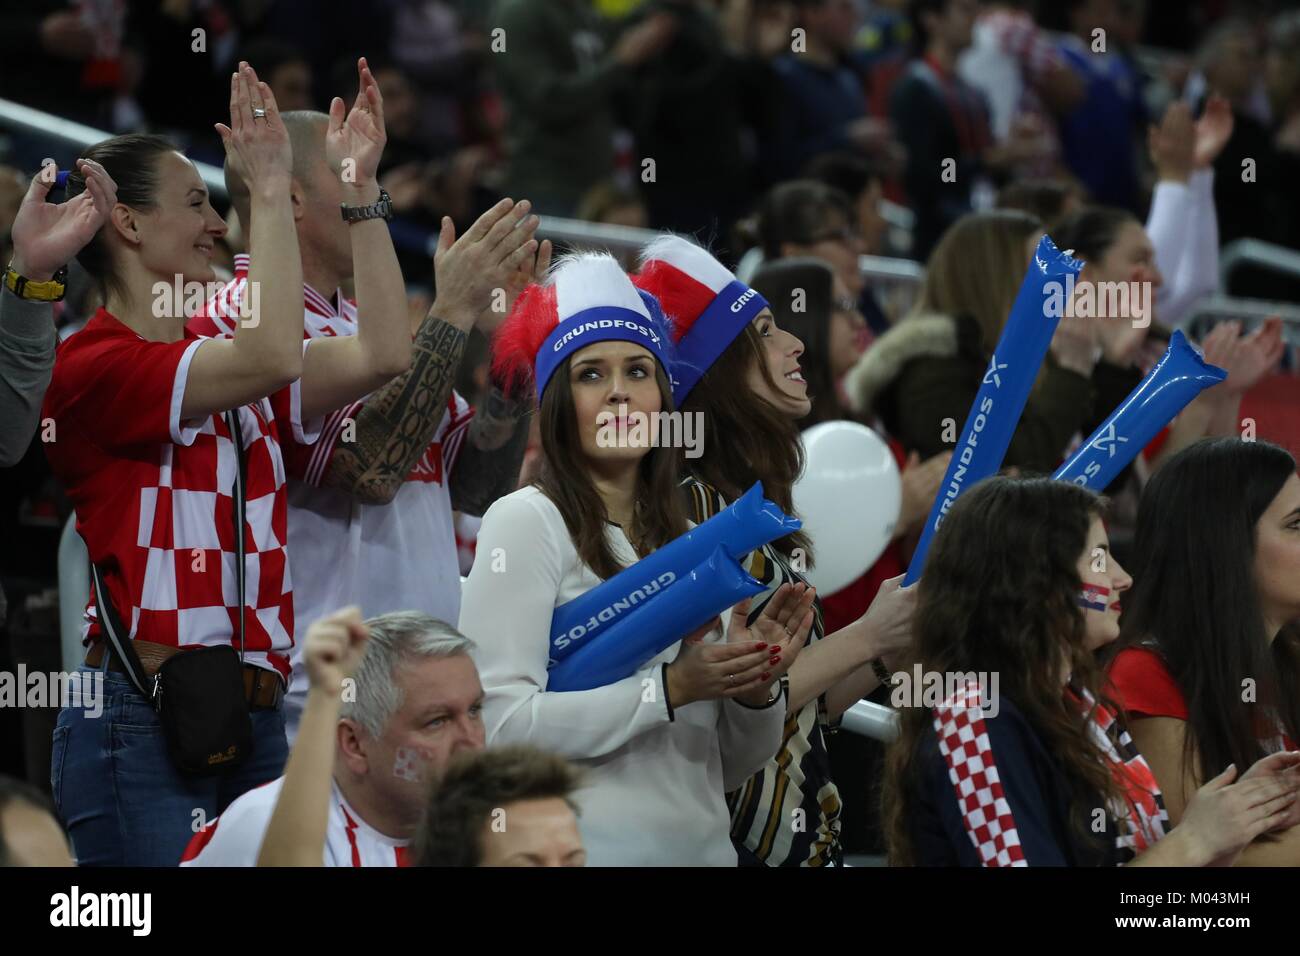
[910,210,1043,354]
[533,354,691,580]
[682,322,812,561]
[883,476,1125,865]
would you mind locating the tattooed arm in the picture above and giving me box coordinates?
[318,198,544,504]
[449,385,531,516]
[321,313,468,504]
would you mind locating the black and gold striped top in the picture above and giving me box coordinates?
[683,477,842,866]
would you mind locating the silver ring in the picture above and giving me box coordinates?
[727,674,734,686]
[252,108,267,119]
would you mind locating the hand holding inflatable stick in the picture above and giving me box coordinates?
[548,482,801,666]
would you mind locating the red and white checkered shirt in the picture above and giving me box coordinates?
[43,308,317,680]
[188,256,473,721]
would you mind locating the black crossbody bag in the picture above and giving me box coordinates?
[91,409,254,777]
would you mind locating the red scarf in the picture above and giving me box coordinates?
[1067,686,1169,856]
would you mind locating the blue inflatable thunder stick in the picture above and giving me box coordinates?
[1054,329,1226,490]
[548,481,800,666]
[903,234,1084,585]
[547,546,765,692]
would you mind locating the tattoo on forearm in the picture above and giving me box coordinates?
[450,386,531,517]
[324,315,467,502]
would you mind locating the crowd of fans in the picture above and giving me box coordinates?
[0,0,1298,869]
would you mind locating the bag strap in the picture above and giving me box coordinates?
[90,562,153,700]
[91,406,251,692]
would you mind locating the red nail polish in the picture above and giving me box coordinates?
[761,672,771,681]
[769,656,780,665]
[756,643,768,650]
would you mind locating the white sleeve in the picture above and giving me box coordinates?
[717,687,787,793]
[178,786,277,867]
[459,492,674,761]
[289,339,324,444]
[1146,179,1192,320]
[1173,168,1219,321]
[1148,170,1219,327]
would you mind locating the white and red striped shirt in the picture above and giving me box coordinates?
[189,257,473,730]
[45,308,316,680]
[180,777,411,867]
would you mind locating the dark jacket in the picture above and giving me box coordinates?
[844,311,1143,475]
[492,0,628,212]
[910,695,1121,867]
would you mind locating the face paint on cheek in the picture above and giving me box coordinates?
[1077,583,1110,613]
[392,745,436,784]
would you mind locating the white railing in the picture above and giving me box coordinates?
[841,699,900,742]
[0,96,229,200]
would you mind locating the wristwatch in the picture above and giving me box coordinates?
[340,188,393,224]
[4,262,67,302]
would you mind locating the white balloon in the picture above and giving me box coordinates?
[792,421,902,595]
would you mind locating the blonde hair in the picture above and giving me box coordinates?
[910,210,1043,353]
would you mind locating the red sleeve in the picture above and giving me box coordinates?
[48,329,207,451]
[1106,647,1189,720]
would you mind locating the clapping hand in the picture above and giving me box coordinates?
[326,56,387,197]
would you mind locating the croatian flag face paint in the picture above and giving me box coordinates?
[1078,583,1111,613]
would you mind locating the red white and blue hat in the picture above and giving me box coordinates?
[493,252,676,403]
[632,235,769,405]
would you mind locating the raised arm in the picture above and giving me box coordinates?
[183,62,306,419]
[296,57,412,423]
[257,607,369,867]
[2,157,116,464]
[321,200,543,504]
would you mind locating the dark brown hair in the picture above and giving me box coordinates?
[64,133,177,304]
[414,746,583,867]
[682,322,812,561]
[883,476,1124,865]
[1050,206,1140,266]
[534,354,691,580]
[1113,438,1300,785]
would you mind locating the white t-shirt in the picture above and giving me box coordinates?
[458,486,786,866]
[179,777,410,867]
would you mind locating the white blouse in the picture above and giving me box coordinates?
[458,485,785,866]
[1146,168,1219,328]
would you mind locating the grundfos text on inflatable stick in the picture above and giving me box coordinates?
[903,235,1084,585]
[546,546,765,692]
[1054,329,1226,490]
[547,482,800,667]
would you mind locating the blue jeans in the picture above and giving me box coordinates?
[50,663,288,866]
